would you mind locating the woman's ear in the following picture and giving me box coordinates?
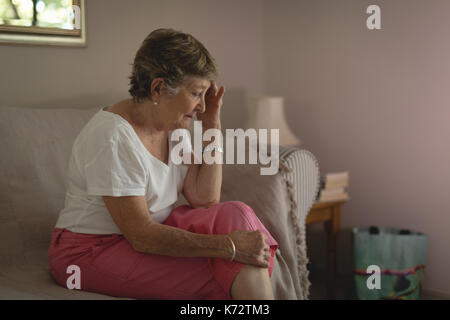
[150,78,164,100]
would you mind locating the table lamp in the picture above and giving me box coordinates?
[244,95,301,146]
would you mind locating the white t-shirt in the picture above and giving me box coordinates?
[55,106,192,234]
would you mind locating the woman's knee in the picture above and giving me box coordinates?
[215,201,257,230]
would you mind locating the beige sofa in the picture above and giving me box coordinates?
[0,105,320,300]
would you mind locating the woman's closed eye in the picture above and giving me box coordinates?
[192,92,202,98]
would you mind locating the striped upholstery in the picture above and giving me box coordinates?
[279,146,320,298]
[279,147,321,223]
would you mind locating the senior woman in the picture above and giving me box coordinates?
[48,28,278,300]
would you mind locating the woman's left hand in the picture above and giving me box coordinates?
[197,80,226,130]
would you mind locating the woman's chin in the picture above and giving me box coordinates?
[172,118,191,130]
[183,116,193,125]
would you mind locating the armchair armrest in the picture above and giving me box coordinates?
[279,146,321,225]
[278,146,320,298]
[219,146,320,299]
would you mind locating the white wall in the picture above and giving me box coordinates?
[264,0,450,295]
[0,0,265,129]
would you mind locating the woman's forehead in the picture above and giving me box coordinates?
[184,76,211,89]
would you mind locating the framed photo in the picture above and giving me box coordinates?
[0,0,86,47]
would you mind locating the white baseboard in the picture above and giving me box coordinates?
[422,289,450,300]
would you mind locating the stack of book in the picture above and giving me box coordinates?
[316,171,349,203]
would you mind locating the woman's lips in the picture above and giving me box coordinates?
[185,115,193,118]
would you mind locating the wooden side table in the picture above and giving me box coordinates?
[306,200,346,299]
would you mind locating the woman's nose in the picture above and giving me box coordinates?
[196,98,206,113]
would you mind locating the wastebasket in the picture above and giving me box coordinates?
[352,226,427,300]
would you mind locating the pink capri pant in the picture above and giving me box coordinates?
[48,201,279,299]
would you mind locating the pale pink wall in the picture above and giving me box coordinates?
[0,0,264,129]
[264,0,450,295]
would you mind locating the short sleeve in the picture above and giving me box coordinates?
[84,131,147,197]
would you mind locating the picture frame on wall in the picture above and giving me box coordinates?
[0,0,86,47]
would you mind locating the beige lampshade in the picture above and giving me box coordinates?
[244,95,301,146]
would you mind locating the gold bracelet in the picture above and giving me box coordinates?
[226,236,236,261]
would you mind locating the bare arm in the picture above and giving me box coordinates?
[102,195,270,267]
[103,195,230,258]
[182,132,222,208]
[182,81,224,208]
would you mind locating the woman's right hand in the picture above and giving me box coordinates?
[227,230,271,268]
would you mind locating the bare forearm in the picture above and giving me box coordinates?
[191,124,223,205]
[132,222,232,259]
[195,160,222,204]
